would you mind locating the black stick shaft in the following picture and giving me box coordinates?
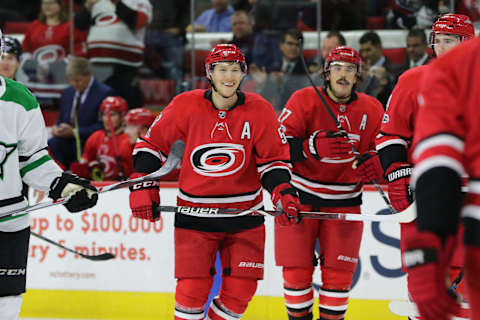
[31,231,115,261]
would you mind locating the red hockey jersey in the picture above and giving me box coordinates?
[376,65,428,162]
[412,37,480,219]
[281,87,384,207]
[134,89,291,210]
[82,129,133,180]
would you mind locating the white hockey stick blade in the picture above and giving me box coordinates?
[389,300,419,317]
[1,140,185,220]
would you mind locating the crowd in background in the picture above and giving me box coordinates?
[0,0,478,180]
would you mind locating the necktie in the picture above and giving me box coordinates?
[73,93,83,161]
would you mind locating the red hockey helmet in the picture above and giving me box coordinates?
[205,43,247,76]
[430,14,475,46]
[324,46,362,76]
[100,96,128,114]
[125,108,156,127]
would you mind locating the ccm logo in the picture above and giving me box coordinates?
[0,268,26,276]
[132,181,158,190]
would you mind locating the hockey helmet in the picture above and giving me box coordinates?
[430,14,475,46]
[324,46,362,76]
[100,96,128,114]
[125,108,156,127]
[3,36,22,61]
[205,43,247,76]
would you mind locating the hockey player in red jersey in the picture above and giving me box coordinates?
[375,14,474,319]
[71,96,133,181]
[124,108,157,145]
[275,46,384,320]
[128,43,301,320]
[407,36,480,320]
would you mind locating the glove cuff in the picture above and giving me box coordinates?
[386,162,412,183]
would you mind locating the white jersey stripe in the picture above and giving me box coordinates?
[413,134,464,161]
[462,205,480,221]
[468,181,480,195]
[292,181,362,200]
[209,300,241,320]
[376,138,408,151]
[412,156,465,187]
[292,174,359,191]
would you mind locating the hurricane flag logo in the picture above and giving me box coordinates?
[190,143,245,177]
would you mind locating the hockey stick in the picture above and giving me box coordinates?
[31,231,115,261]
[156,202,416,223]
[389,270,465,317]
[0,140,185,220]
[298,40,396,214]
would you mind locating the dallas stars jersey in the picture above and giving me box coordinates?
[0,76,62,232]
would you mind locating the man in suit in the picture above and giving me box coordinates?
[395,28,432,79]
[48,57,114,169]
[359,31,398,81]
[251,28,308,112]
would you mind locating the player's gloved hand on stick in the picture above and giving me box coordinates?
[304,130,351,159]
[403,231,459,320]
[355,151,385,183]
[272,183,301,226]
[49,172,98,212]
[129,172,160,222]
[385,162,413,212]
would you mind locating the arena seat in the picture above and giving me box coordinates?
[3,21,30,34]
[42,110,59,127]
[140,79,176,108]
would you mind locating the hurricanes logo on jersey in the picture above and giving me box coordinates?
[191,143,245,177]
[0,142,17,180]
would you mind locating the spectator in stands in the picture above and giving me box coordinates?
[457,0,480,28]
[309,30,346,73]
[71,96,133,181]
[48,57,114,169]
[395,28,431,78]
[75,0,152,108]
[188,0,234,32]
[228,10,281,70]
[144,0,189,93]
[359,31,398,82]
[20,0,87,87]
[367,65,393,109]
[251,29,308,112]
[386,0,449,29]
[124,107,156,145]
[0,36,22,79]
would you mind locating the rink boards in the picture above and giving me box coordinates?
[20,183,407,320]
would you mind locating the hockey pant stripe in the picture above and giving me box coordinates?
[319,287,349,320]
[174,306,205,320]
[284,285,314,318]
[206,297,242,320]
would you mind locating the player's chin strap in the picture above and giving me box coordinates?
[0,140,185,220]
[297,38,396,214]
[155,202,416,223]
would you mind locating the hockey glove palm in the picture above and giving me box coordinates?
[403,231,459,320]
[129,173,160,222]
[355,151,385,183]
[272,183,301,226]
[386,162,413,212]
[305,130,351,159]
[49,172,98,213]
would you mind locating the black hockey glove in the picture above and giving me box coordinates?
[49,172,98,213]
